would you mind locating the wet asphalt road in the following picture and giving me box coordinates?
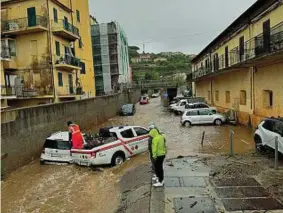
[1,98,254,213]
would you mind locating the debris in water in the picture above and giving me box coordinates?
[177,155,184,159]
[167,198,172,202]
[189,196,195,198]
[167,163,174,167]
[190,201,197,208]
[179,207,183,210]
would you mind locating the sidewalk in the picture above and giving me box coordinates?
[149,155,283,213]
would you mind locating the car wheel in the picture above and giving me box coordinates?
[111,152,125,166]
[254,135,265,153]
[214,119,222,126]
[40,160,45,165]
[184,121,191,127]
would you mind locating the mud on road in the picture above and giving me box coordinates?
[1,98,256,213]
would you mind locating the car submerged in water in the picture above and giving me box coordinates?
[120,104,136,116]
[40,125,151,167]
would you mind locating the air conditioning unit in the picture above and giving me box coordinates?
[8,22,19,30]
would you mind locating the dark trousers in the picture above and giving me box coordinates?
[154,155,165,183]
[149,152,155,173]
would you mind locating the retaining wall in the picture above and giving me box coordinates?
[1,90,141,175]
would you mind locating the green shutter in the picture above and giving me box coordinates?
[79,39,83,48]
[58,72,63,87]
[76,10,80,22]
[53,8,58,23]
[27,7,36,27]
[55,41,60,56]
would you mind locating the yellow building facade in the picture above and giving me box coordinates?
[1,0,95,108]
[191,0,283,128]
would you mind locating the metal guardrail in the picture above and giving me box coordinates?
[193,21,283,80]
[1,16,47,32]
[130,81,178,89]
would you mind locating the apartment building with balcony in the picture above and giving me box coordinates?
[91,21,130,96]
[1,0,95,108]
[191,0,283,127]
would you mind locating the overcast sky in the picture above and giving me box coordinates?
[89,0,256,54]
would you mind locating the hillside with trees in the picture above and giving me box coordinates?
[128,47,193,83]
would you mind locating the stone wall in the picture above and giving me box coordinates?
[1,90,140,175]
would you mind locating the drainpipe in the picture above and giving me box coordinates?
[69,0,79,90]
[46,0,56,103]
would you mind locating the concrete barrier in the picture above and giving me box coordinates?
[1,90,141,176]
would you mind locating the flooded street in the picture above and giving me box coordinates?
[1,98,254,213]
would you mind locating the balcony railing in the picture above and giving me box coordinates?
[57,85,83,96]
[193,21,283,80]
[52,20,80,38]
[1,85,53,97]
[55,55,81,67]
[1,16,48,34]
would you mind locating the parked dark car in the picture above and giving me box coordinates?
[120,104,136,116]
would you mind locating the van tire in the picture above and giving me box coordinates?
[40,160,45,165]
[111,151,125,166]
[214,119,222,126]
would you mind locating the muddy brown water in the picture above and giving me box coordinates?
[1,98,254,213]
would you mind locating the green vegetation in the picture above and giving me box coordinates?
[128,50,193,83]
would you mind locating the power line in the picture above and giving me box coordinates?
[133,29,222,46]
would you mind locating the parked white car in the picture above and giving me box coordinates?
[254,118,283,154]
[151,93,159,98]
[181,108,226,127]
[170,99,188,112]
[40,125,151,166]
[180,102,216,114]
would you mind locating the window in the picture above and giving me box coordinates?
[262,120,274,131]
[76,10,80,22]
[180,102,186,106]
[226,91,230,103]
[273,121,283,135]
[198,104,209,108]
[208,91,211,101]
[31,40,38,56]
[79,39,83,48]
[43,140,57,149]
[55,41,60,56]
[199,110,209,115]
[215,91,219,101]
[263,90,273,107]
[8,39,16,56]
[58,72,63,87]
[240,90,247,105]
[120,129,135,138]
[186,110,198,116]
[225,46,229,68]
[80,62,86,74]
[239,36,245,61]
[57,141,70,150]
[53,8,58,23]
[134,127,148,136]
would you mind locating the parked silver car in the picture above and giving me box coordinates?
[181,108,226,127]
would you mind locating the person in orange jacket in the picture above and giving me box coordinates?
[67,121,84,149]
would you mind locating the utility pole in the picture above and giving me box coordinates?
[143,43,145,54]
